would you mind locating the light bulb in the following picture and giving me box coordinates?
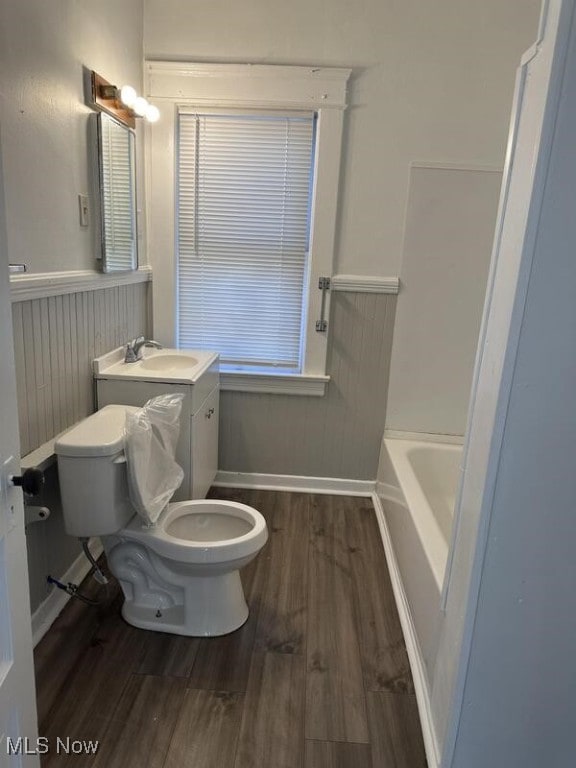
[119,84,137,108]
[133,96,149,117]
[145,104,160,123]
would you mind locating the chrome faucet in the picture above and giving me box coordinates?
[124,336,163,363]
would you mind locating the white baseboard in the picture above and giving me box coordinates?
[371,492,441,768]
[31,538,104,647]
[213,470,376,496]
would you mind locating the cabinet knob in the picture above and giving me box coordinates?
[205,407,215,419]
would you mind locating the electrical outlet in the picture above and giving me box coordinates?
[78,194,89,227]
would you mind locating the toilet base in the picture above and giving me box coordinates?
[119,569,250,637]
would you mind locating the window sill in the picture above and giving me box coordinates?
[220,371,329,396]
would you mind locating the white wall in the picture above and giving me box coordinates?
[0,0,144,274]
[386,165,502,436]
[144,0,540,277]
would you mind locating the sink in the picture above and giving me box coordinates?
[139,354,199,371]
[93,346,219,385]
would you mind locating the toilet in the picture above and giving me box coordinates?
[54,404,268,637]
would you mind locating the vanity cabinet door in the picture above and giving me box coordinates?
[190,386,219,499]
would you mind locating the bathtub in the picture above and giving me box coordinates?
[376,435,462,684]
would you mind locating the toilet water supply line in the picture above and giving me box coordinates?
[80,538,109,585]
[46,538,109,605]
[46,576,99,606]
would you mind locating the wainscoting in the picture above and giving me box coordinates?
[219,291,396,481]
[12,278,150,618]
[15,279,394,623]
[12,281,150,456]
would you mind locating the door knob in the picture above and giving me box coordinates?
[10,467,45,496]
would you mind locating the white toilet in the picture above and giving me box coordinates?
[55,404,268,637]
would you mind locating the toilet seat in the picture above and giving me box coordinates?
[120,499,268,565]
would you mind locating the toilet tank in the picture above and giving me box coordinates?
[55,405,139,538]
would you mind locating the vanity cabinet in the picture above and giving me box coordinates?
[95,360,219,501]
[190,386,219,500]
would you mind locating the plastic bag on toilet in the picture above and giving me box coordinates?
[124,393,185,526]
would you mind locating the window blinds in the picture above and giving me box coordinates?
[176,111,315,370]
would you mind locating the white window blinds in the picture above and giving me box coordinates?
[176,111,315,371]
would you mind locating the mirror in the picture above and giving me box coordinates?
[96,112,138,272]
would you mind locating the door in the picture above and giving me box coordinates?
[0,129,39,765]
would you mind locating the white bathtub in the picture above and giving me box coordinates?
[377,436,462,684]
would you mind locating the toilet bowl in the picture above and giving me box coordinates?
[55,403,268,636]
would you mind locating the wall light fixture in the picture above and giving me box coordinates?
[90,71,160,128]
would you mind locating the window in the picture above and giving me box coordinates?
[147,63,351,394]
[176,110,315,372]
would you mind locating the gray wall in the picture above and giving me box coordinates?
[24,464,82,615]
[13,282,150,456]
[219,290,396,481]
[13,281,149,613]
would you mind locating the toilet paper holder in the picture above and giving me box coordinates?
[24,504,50,526]
[24,504,51,526]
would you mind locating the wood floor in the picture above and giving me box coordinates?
[34,489,427,767]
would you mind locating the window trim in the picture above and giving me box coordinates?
[145,62,351,393]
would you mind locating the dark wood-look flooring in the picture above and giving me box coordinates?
[34,490,427,767]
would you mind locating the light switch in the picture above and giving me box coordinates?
[78,194,89,227]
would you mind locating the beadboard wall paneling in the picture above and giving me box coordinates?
[219,292,396,481]
[13,282,150,456]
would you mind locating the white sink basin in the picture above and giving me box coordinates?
[93,347,219,384]
[139,354,199,371]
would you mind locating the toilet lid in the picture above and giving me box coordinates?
[55,405,139,457]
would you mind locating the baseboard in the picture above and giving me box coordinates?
[370,492,441,768]
[31,538,103,647]
[213,470,376,496]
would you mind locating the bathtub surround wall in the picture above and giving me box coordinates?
[218,290,396,482]
[386,165,503,436]
[144,0,541,277]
